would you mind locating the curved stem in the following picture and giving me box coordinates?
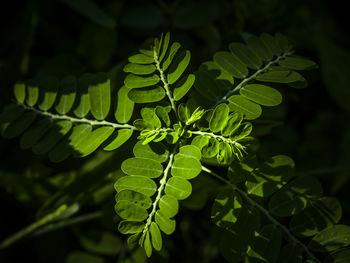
[215,52,292,106]
[201,166,321,263]
[19,103,137,130]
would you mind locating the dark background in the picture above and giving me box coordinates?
[0,0,349,262]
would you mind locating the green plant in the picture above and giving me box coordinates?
[1,32,349,263]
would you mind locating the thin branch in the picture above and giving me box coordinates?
[153,49,178,117]
[201,165,321,263]
[141,144,178,237]
[215,51,292,106]
[19,103,136,130]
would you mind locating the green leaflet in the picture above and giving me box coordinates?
[75,126,114,157]
[0,104,24,124]
[162,42,181,71]
[159,195,179,218]
[115,200,148,221]
[227,95,262,120]
[133,141,169,163]
[88,73,110,120]
[268,175,323,217]
[260,33,282,56]
[211,189,242,229]
[240,84,282,106]
[115,85,134,123]
[115,190,151,221]
[155,106,171,127]
[173,74,195,101]
[191,135,209,150]
[175,145,201,160]
[279,56,318,70]
[290,197,342,237]
[275,33,290,53]
[118,220,144,234]
[221,112,243,137]
[32,120,72,155]
[124,74,160,89]
[14,81,26,103]
[247,224,282,263]
[171,157,202,179]
[209,103,229,133]
[217,142,234,164]
[2,112,36,139]
[165,177,192,200]
[150,222,162,251]
[55,75,77,115]
[116,190,152,209]
[213,51,248,79]
[308,225,350,252]
[121,157,163,178]
[74,73,92,118]
[26,80,39,107]
[128,86,165,103]
[245,155,295,198]
[229,42,262,70]
[256,70,304,84]
[155,210,176,235]
[167,50,191,84]
[103,129,133,151]
[38,76,59,111]
[128,53,154,64]
[115,176,157,196]
[202,137,219,158]
[123,63,156,75]
[158,32,170,62]
[140,107,161,129]
[143,231,152,257]
[246,35,274,61]
[19,118,52,149]
[49,124,92,162]
[219,206,261,263]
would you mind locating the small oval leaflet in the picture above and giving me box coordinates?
[171,157,202,179]
[121,157,163,178]
[165,176,192,200]
[227,95,262,120]
[159,195,179,218]
[240,84,282,106]
[155,210,176,235]
[115,175,157,196]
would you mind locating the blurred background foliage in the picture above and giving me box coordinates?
[0,0,349,262]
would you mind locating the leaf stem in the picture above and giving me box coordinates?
[215,52,292,106]
[18,103,137,130]
[192,130,246,150]
[153,50,178,117]
[141,145,177,237]
[201,165,321,263]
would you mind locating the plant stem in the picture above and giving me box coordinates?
[0,204,69,250]
[201,165,321,263]
[192,130,246,149]
[153,49,178,117]
[19,103,136,130]
[141,146,177,237]
[215,52,292,106]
